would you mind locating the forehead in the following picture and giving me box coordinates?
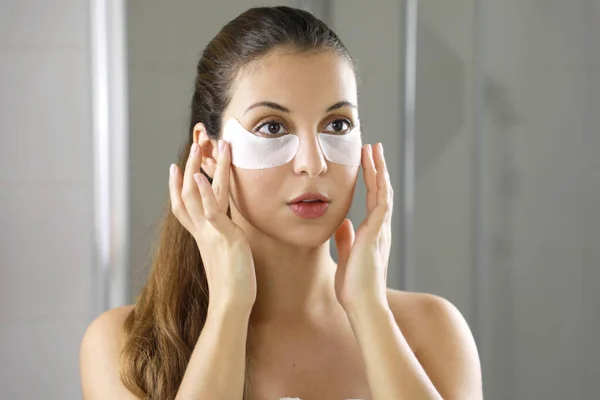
[227,49,357,114]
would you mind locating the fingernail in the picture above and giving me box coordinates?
[169,164,176,177]
[191,143,198,154]
[194,173,204,186]
[368,144,373,153]
[379,143,384,154]
[218,140,225,153]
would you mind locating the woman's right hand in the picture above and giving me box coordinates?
[169,140,257,312]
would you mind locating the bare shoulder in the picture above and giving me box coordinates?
[384,289,447,353]
[385,289,457,325]
[83,305,135,341]
[386,289,483,399]
[385,289,470,352]
[79,305,138,400]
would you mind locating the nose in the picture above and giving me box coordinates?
[292,133,328,177]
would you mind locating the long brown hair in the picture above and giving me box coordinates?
[118,6,355,399]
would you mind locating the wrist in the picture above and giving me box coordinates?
[343,296,391,323]
[208,299,254,321]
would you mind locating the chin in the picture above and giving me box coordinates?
[282,214,347,247]
[248,212,338,247]
[277,231,333,249]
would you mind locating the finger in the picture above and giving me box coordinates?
[211,140,231,213]
[362,144,377,212]
[181,143,205,224]
[194,172,235,236]
[169,163,194,230]
[374,142,393,196]
[373,143,393,221]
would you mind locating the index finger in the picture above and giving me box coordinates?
[362,144,377,212]
[212,139,231,213]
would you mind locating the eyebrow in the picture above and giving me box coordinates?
[244,100,357,114]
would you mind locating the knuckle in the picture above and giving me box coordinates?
[171,201,182,215]
[204,209,218,222]
[212,185,221,198]
[381,201,391,213]
[229,234,248,249]
[181,186,195,202]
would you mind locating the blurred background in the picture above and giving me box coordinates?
[1,0,599,399]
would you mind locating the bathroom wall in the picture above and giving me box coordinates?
[414,1,600,398]
[0,1,94,398]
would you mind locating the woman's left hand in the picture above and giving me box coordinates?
[334,143,394,313]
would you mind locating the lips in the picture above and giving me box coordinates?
[288,200,329,218]
[287,192,330,204]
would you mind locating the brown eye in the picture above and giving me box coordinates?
[257,121,288,136]
[323,119,352,134]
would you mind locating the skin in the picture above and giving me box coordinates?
[193,47,481,399]
[196,48,372,398]
[79,47,483,400]
[196,48,361,325]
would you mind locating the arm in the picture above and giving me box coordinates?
[334,144,482,399]
[79,304,252,400]
[346,295,483,400]
[175,304,252,400]
[347,301,442,400]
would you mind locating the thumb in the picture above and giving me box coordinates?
[334,218,355,268]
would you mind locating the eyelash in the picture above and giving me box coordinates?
[255,118,354,135]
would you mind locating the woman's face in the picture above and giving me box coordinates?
[221,48,360,247]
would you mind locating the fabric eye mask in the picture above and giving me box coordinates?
[221,118,362,169]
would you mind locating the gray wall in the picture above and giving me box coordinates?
[413,0,476,325]
[413,0,600,399]
[0,1,93,399]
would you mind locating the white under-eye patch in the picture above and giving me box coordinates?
[221,118,362,169]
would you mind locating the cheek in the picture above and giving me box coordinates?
[335,166,360,214]
[335,166,360,196]
[228,164,358,223]
[229,167,284,212]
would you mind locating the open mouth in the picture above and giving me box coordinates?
[288,200,329,218]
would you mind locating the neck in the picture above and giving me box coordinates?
[229,201,343,327]
[248,237,340,326]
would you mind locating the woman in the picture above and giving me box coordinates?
[80,6,482,400]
